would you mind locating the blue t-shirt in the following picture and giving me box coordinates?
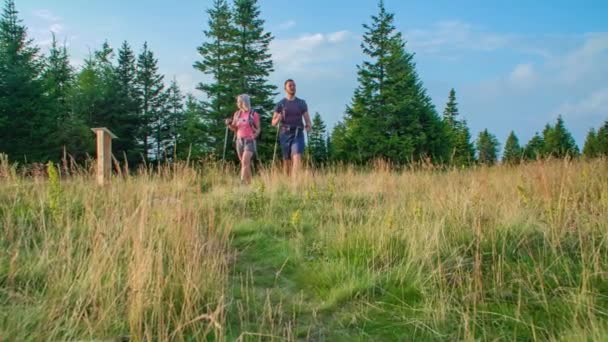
[275,97,308,128]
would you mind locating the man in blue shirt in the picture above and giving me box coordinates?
[272,79,312,178]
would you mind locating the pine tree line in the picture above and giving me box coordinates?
[582,121,608,158]
[500,115,583,165]
[0,0,603,168]
[0,0,187,164]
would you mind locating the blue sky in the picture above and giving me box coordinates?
[16,0,608,148]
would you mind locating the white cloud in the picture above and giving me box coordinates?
[49,23,64,34]
[556,88,608,119]
[270,30,357,74]
[503,33,608,90]
[549,33,608,84]
[404,20,514,56]
[278,20,296,31]
[29,9,70,49]
[457,32,608,145]
[299,33,324,44]
[33,9,61,22]
[508,63,536,87]
[327,30,350,43]
[402,20,586,61]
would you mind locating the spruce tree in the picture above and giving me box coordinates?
[177,94,209,160]
[542,115,579,158]
[524,132,545,160]
[115,40,142,162]
[42,34,90,160]
[595,120,608,156]
[336,0,447,164]
[117,41,137,96]
[307,112,328,165]
[43,34,73,117]
[194,0,236,158]
[476,129,500,165]
[231,0,277,162]
[72,42,134,162]
[82,42,121,127]
[454,120,475,165]
[136,42,166,161]
[326,136,332,162]
[442,89,475,166]
[443,88,458,127]
[329,122,350,162]
[163,79,185,159]
[502,131,523,164]
[582,128,599,158]
[0,0,46,161]
[72,57,101,126]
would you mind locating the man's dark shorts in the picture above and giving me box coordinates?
[279,126,305,160]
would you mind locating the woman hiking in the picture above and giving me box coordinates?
[225,94,261,184]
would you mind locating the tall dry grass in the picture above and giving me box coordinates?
[1,159,231,340]
[1,156,607,340]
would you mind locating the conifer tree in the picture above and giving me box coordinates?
[329,122,350,162]
[0,0,46,161]
[162,79,185,159]
[335,0,447,164]
[442,88,475,166]
[524,132,545,160]
[326,135,332,162]
[443,88,459,127]
[542,115,579,158]
[136,42,166,160]
[582,128,599,158]
[43,34,73,117]
[597,120,608,156]
[78,42,121,127]
[42,34,90,160]
[194,0,236,157]
[502,131,523,164]
[583,120,608,158]
[114,41,142,161]
[72,42,140,162]
[307,112,328,165]
[177,94,209,160]
[476,129,500,165]
[231,0,277,161]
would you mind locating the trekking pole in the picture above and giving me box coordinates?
[222,125,229,163]
[272,105,285,169]
[305,128,310,170]
[252,107,262,172]
[272,123,280,167]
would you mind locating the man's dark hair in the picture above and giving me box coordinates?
[284,79,295,87]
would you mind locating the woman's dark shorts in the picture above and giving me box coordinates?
[236,138,256,159]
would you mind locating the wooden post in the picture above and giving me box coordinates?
[91,127,118,185]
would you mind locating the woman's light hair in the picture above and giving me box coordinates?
[237,94,251,111]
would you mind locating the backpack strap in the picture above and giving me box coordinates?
[278,99,287,122]
[248,110,259,136]
[231,110,239,142]
[232,110,240,125]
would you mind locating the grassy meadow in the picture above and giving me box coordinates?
[1,155,608,341]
